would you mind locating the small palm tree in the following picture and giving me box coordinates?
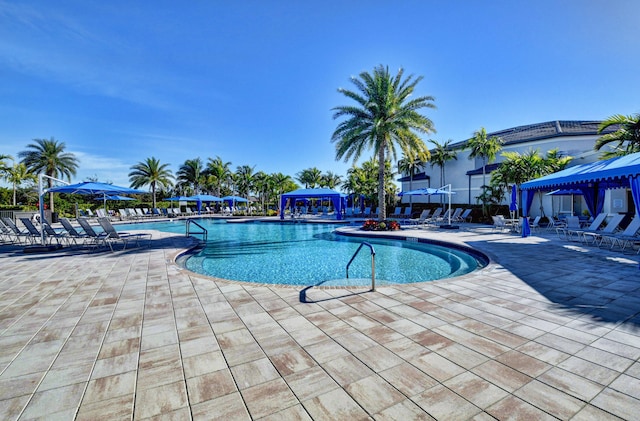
[18,137,79,212]
[296,167,323,188]
[235,165,255,198]
[176,158,205,195]
[321,171,342,189]
[466,128,503,215]
[594,113,640,158]
[398,148,428,207]
[4,162,36,206]
[129,157,173,208]
[205,156,232,197]
[332,65,435,220]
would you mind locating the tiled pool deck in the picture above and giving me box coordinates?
[1,222,639,420]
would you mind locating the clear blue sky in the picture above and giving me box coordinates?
[2,0,639,188]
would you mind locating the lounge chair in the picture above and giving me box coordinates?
[426,207,443,225]
[77,218,110,249]
[567,213,608,241]
[600,217,640,251]
[450,208,463,223]
[362,207,372,218]
[97,217,151,252]
[529,216,541,232]
[41,221,70,245]
[408,209,431,227]
[60,218,91,246]
[491,215,508,232]
[399,207,412,221]
[3,217,33,244]
[0,219,17,243]
[581,214,625,246]
[556,216,581,240]
[18,218,42,244]
[456,208,472,223]
[390,207,402,218]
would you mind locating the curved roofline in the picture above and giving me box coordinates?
[448,120,616,150]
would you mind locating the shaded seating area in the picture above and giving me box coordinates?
[521,152,640,238]
[279,188,346,220]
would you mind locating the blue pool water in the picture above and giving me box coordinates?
[124,219,484,286]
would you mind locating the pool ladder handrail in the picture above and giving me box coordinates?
[346,242,376,291]
[185,219,208,242]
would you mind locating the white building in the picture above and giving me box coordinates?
[399,120,624,217]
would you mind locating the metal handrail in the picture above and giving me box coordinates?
[185,219,208,242]
[346,242,376,291]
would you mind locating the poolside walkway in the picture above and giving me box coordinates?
[1,223,639,420]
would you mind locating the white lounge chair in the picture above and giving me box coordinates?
[581,214,625,246]
[600,217,640,251]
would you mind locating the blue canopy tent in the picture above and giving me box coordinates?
[280,188,346,220]
[184,194,223,214]
[520,152,640,237]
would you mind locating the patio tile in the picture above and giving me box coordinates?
[20,382,86,419]
[413,384,482,420]
[183,350,227,378]
[186,369,237,404]
[345,374,405,414]
[495,350,551,377]
[322,354,375,386]
[134,380,189,419]
[472,360,532,393]
[486,395,557,420]
[513,379,584,419]
[230,357,280,389]
[241,378,299,419]
[411,352,466,382]
[75,394,134,420]
[270,347,317,376]
[191,391,251,420]
[379,362,438,396]
[592,388,640,420]
[83,370,136,404]
[302,388,369,420]
[285,365,339,401]
[444,371,510,409]
[375,399,437,420]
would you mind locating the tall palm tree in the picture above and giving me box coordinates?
[594,113,640,158]
[4,162,36,206]
[429,139,458,187]
[235,165,255,198]
[205,156,232,197]
[0,154,12,173]
[466,128,503,215]
[129,157,173,208]
[18,137,79,212]
[296,167,323,188]
[321,171,342,189]
[176,158,205,195]
[332,65,435,220]
[398,148,428,206]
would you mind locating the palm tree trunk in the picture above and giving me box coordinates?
[377,144,386,220]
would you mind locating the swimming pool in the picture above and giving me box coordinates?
[125,219,485,286]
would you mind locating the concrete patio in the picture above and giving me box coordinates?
[1,223,639,420]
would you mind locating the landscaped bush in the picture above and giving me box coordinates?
[361,219,401,231]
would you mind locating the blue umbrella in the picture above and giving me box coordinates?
[165,196,192,201]
[94,195,135,201]
[185,194,223,202]
[46,181,144,195]
[509,185,518,212]
[221,195,248,202]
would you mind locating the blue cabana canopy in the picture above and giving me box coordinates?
[280,188,346,220]
[520,152,640,237]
